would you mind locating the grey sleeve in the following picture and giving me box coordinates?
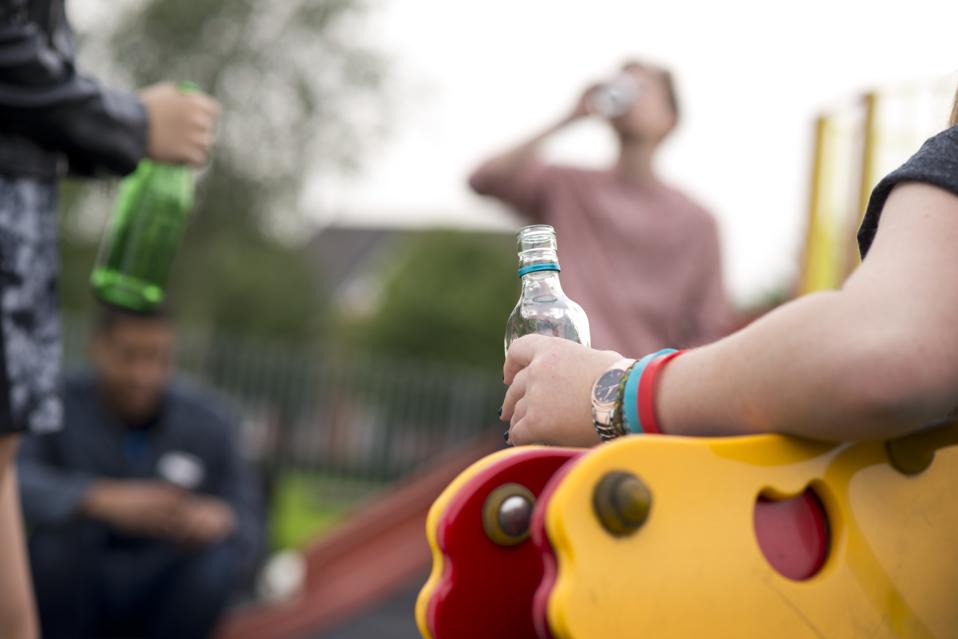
[858,125,958,258]
[17,433,96,527]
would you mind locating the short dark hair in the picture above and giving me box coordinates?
[622,59,680,124]
[94,301,172,336]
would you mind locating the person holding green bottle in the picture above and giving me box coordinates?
[90,81,206,313]
[0,1,219,636]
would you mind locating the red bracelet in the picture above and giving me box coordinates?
[637,350,685,435]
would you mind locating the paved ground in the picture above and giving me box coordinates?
[311,578,424,639]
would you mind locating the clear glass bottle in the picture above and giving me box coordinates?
[504,225,591,355]
[589,73,640,119]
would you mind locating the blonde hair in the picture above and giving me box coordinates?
[951,84,958,126]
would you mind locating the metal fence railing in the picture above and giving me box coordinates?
[62,313,503,497]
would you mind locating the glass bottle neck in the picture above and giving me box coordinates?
[518,261,560,277]
[515,224,562,294]
[517,243,559,273]
[519,268,565,295]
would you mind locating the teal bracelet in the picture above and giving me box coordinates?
[623,349,676,434]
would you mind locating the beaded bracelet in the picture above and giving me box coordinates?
[610,359,639,438]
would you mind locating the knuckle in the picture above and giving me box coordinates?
[523,409,539,429]
[539,350,559,368]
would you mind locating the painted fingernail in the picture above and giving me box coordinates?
[503,430,510,443]
[497,408,503,418]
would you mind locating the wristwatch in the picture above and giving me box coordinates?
[591,358,635,441]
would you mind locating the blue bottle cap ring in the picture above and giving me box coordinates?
[518,263,560,277]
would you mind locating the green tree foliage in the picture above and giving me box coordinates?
[61,0,389,342]
[104,0,388,232]
[354,230,518,373]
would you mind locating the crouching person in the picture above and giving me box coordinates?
[19,305,264,639]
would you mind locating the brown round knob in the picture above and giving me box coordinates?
[482,483,535,546]
[593,471,652,537]
[886,433,936,476]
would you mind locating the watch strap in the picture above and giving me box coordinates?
[592,358,636,441]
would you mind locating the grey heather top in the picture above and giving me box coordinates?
[858,125,958,257]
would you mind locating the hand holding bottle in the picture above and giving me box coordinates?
[501,334,621,447]
[588,74,640,119]
[504,225,591,354]
[566,83,602,122]
[139,82,220,167]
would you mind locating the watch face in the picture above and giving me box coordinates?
[594,369,626,403]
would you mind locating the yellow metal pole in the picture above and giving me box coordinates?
[848,91,879,273]
[798,115,830,295]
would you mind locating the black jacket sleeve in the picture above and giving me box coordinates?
[202,405,266,576]
[17,431,98,527]
[0,0,147,176]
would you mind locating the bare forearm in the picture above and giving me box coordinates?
[470,114,576,189]
[0,439,38,639]
[658,292,943,441]
[79,479,120,521]
[78,480,185,538]
[659,185,958,443]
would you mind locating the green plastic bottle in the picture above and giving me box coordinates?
[90,83,198,312]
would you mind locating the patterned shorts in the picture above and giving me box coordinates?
[0,176,62,435]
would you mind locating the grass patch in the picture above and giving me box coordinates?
[269,471,382,550]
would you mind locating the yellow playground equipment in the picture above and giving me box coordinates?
[418,79,958,638]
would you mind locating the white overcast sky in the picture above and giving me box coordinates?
[74,0,958,303]
[310,0,958,303]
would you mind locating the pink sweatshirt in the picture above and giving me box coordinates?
[471,161,730,356]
